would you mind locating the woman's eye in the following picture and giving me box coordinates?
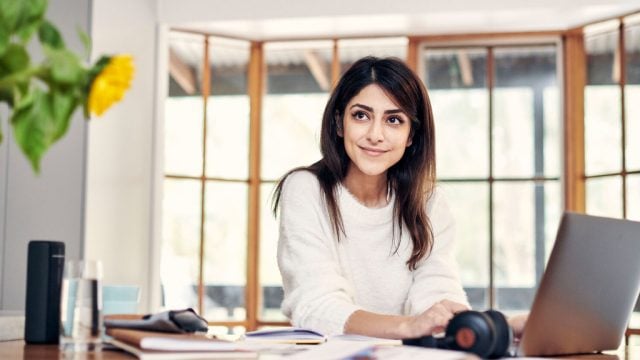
[353,111,368,120]
[387,116,403,125]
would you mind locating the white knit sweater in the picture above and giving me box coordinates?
[277,171,469,336]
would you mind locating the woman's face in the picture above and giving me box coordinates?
[339,84,413,179]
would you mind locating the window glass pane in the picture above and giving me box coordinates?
[493,46,558,178]
[203,181,248,321]
[626,25,640,171]
[543,87,561,178]
[425,48,488,179]
[206,37,250,179]
[586,176,623,218]
[585,85,622,175]
[494,182,535,310]
[493,181,560,311]
[261,41,329,180]
[439,182,489,310]
[585,30,622,175]
[165,32,205,177]
[493,87,533,177]
[161,179,201,310]
[259,182,285,321]
[627,174,640,221]
[627,85,640,172]
[339,37,407,74]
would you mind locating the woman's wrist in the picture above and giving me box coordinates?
[396,315,418,339]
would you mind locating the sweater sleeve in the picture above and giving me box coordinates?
[404,189,470,316]
[276,171,362,336]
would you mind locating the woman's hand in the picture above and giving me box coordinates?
[508,313,528,339]
[402,299,470,338]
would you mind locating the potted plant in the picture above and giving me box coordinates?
[0,0,134,173]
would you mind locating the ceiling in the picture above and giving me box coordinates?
[159,0,640,41]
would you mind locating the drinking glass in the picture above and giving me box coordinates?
[59,260,103,352]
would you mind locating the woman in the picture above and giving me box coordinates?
[272,56,469,339]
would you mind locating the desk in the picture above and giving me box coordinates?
[0,341,135,359]
[1,340,639,359]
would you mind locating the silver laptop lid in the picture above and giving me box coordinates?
[518,212,640,357]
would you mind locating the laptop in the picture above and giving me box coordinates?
[516,212,640,356]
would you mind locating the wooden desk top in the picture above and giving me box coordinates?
[1,340,638,359]
[0,341,134,359]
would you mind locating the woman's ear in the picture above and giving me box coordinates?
[406,128,414,147]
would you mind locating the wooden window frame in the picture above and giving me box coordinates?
[582,16,640,218]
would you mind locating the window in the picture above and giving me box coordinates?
[584,16,640,220]
[421,43,561,311]
[162,32,251,333]
[583,14,640,329]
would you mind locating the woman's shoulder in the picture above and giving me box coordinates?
[280,169,321,197]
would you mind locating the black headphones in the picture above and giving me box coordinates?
[402,310,513,359]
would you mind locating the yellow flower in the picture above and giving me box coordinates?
[88,55,134,116]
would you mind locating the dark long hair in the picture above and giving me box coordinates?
[272,56,436,270]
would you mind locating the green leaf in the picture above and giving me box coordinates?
[17,19,41,43]
[0,44,30,73]
[44,46,83,84]
[38,20,64,49]
[22,0,47,24]
[10,88,53,173]
[50,88,77,141]
[77,26,91,59]
[0,0,47,42]
[14,0,48,41]
[0,0,22,33]
[0,25,8,56]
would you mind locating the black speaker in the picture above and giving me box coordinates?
[24,240,65,344]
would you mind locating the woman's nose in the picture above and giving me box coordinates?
[366,120,384,143]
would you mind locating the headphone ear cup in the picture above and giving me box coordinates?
[445,311,496,358]
[484,310,513,359]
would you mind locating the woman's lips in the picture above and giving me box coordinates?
[359,146,388,156]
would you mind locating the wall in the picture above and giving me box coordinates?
[85,0,160,312]
[0,0,90,311]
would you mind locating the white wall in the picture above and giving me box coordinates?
[0,0,89,311]
[85,0,160,312]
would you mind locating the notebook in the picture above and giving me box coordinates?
[516,212,640,356]
[107,328,257,359]
[242,327,326,344]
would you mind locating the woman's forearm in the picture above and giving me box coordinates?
[343,300,469,340]
[343,310,413,339]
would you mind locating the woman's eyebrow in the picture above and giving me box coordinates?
[350,103,404,115]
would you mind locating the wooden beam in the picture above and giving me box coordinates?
[406,37,419,72]
[246,41,264,331]
[331,40,340,88]
[563,31,586,212]
[198,37,211,316]
[457,50,474,86]
[303,50,331,91]
[414,30,563,44]
[169,47,197,95]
